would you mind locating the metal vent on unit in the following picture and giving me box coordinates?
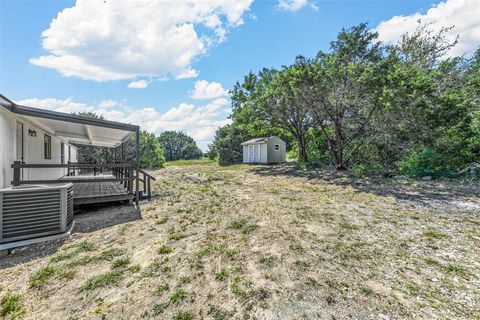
[0,184,74,246]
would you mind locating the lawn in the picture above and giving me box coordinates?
[0,162,479,319]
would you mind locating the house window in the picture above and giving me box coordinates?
[61,142,65,164]
[274,144,280,151]
[44,134,51,159]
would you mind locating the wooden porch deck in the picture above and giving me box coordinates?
[60,175,133,205]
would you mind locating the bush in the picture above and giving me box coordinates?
[400,149,455,178]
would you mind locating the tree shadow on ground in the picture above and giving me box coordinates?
[249,164,480,212]
[0,204,141,270]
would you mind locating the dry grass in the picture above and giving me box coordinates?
[0,162,479,319]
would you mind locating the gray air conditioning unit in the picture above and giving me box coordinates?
[0,183,74,250]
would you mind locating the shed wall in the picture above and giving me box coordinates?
[267,137,287,163]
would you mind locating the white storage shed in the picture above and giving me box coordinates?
[241,136,286,164]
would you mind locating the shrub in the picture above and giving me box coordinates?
[400,148,455,178]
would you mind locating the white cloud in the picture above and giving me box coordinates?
[191,80,229,99]
[127,80,149,89]
[98,99,118,108]
[278,0,317,12]
[376,0,480,58]
[30,0,253,82]
[15,96,232,151]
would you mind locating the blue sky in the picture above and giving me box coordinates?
[1,0,478,149]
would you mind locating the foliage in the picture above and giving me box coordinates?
[158,131,203,161]
[400,149,455,178]
[140,131,165,168]
[0,292,27,319]
[208,22,480,177]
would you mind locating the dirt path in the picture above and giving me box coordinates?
[1,163,479,319]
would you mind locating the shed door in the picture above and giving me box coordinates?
[248,144,259,162]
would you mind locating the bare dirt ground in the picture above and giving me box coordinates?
[1,162,479,319]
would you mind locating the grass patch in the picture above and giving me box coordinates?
[154,283,170,295]
[98,248,126,261]
[360,286,375,296]
[50,241,96,262]
[81,270,124,291]
[170,289,188,304]
[0,292,27,319]
[111,258,130,269]
[169,232,188,241]
[228,219,258,235]
[156,216,169,224]
[151,302,169,317]
[214,268,229,281]
[229,219,248,230]
[158,245,174,254]
[258,255,276,269]
[422,229,447,240]
[173,311,194,320]
[29,265,75,288]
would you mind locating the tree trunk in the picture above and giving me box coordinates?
[297,133,308,163]
[334,112,346,170]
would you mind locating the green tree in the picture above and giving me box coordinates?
[158,131,202,161]
[140,131,165,168]
[305,23,385,169]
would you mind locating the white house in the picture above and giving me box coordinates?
[0,95,79,189]
[241,136,286,164]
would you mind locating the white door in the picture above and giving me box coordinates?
[248,144,259,162]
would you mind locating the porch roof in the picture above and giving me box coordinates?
[0,94,139,147]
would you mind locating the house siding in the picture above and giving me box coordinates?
[0,108,78,189]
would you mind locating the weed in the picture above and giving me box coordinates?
[425,257,441,266]
[151,302,169,316]
[258,255,276,269]
[305,276,318,286]
[208,305,232,320]
[325,292,335,305]
[111,258,130,269]
[170,289,188,304]
[173,311,194,320]
[289,243,304,252]
[360,286,374,296]
[242,224,258,235]
[169,232,188,241]
[50,241,95,263]
[422,229,447,240]
[29,265,75,288]
[81,270,124,291]
[0,292,27,319]
[156,216,169,224]
[76,241,96,252]
[179,275,192,284]
[98,248,126,261]
[340,222,358,231]
[225,248,239,260]
[158,245,174,254]
[444,264,465,275]
[229,219,248,230]
[406,283,420,296]
[154,283,170,295]
[142,259,163,277]
[294,260,310,271]
[214,268,229,281]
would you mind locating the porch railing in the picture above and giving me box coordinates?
[11,161,156,203]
